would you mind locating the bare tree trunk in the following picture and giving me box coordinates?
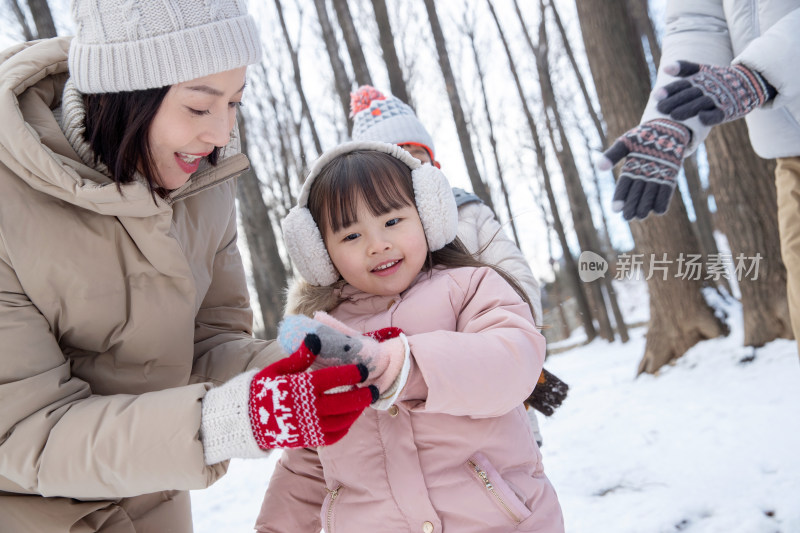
[274,0,323,154]
[462,18,521,248]
[26,0,56,38]
[236,115,289,339]
[575,0,727,373]
[683,153,731,296]
[536,190,573,341]
[312,0,354,135]
[371,0,411,105]
[422,0,493,210]
[626,0,661,67]
[332,0,372,87]
[486,0,596,341]
[574,116,615,255]
[705,120,793,346]
[545,0,605,145]
[9,0,35,41]
[510,0,622,341]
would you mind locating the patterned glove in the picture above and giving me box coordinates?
[596,118,690,220]
[279,312,408,397]
[200,337,377,465]
[655,60,775,126]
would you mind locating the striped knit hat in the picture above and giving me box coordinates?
[68,0,262,94]
[350,85,436,161]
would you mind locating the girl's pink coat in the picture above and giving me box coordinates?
[256,267,564,532]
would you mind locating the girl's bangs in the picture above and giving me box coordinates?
[318,151,416,234]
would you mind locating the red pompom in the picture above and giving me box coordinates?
[350,85,386,117]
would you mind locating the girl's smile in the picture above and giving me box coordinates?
[324,200,427,296]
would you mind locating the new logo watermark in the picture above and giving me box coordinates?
[578,251,608,282]
[576,251,763,282]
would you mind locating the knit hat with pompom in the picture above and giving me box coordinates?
[350,85,435,161]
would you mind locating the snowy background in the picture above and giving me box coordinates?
[190,280,800,533]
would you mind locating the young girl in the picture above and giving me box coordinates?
[255,141,564,533]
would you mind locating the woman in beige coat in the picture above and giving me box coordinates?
[0,2,372,531]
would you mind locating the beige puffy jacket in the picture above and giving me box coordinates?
[455,198,543,325]
[0,37,283,532]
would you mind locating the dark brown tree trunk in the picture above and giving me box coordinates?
[545,0,606,145]
[27,0,56,38]
[311,0,353,136]
[236,115,289,339]
[9,0,35,41]
[575,0,727,374]
[626,0,661,67]
[332,0,372,87]
[274,0,323,154]
[371,0,411,105]
[487,0,596,341]
[422,0,493,210]
[705,120,793,346]
[464,21,521,248]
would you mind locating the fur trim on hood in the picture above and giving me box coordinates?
[284,277,346,317]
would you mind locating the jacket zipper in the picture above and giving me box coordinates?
[468,459,522,523]
[326,485,341,532]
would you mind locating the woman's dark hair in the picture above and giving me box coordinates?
[82,88,220,196]
[307,150,537,320]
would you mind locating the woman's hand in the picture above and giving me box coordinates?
[200,338,377,465]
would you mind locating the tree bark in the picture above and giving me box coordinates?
[705,120,793,346]
[545,0,606,145]
[312,0,354,135]
[486,0,596,341]
[575,0,727,373]
[9,0,35,41]
[463,20,521,248]
[332,0,372,87]
[236,114,289,339]
[274,0,323,154]
[27,0,56,38]
[515,0,624,341]
[422,0,493,209]
[371,0,411,105]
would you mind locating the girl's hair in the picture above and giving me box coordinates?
[306,150,537,319]
[82,88,220,197]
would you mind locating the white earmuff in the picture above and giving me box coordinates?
[281,141,458,286]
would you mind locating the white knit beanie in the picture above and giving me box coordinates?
[350,86,436,160]
[68,0,262,93]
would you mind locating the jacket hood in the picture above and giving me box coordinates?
[0,37,247,218]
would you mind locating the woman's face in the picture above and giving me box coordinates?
[148,66,248,190]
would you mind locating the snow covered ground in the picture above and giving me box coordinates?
[191,287,800,532]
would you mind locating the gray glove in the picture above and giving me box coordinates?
[654,60,776,125]
[597,118,690,220]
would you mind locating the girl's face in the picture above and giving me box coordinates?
[324,197,428,297]
[148,66,247,190]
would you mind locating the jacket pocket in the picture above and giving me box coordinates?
[466,452,533,525]
[321,484,343,533]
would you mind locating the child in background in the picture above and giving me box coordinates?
[349,85,549,445]
[255,141,564,533]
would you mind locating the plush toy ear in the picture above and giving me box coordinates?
[281,206,339,286]
[412,164,459,251]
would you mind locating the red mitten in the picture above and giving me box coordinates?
[200,337,377,464]
[248,342,375,449]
